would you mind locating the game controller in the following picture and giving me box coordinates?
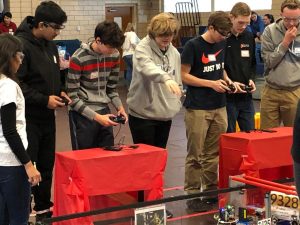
[228,83,236,92]
[109,115,126,124]
[241,85,253,93]
[60,96,69,106]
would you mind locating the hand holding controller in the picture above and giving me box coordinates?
[109,115,126,124]
[60,96,69,106]
[241,85,253,93]
[227,83,236,92]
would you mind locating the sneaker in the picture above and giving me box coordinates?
[186,198,213,212]
[166,209,173,219]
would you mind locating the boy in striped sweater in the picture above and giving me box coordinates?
[67,21,128,150]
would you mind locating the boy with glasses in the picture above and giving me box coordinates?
[261,0,300,129]
[224,2,257,133]
[15,1,68,223]
[181,11,233,213]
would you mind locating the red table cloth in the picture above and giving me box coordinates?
[219,127,293,189]
[53,144,167,225]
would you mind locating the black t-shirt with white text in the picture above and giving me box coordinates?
[181,36,226,110]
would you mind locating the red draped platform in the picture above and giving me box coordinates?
[219,127,294,189]
[53,144,167,225]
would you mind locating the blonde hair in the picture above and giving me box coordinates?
[125,22,134,32]
[147,12,181,38]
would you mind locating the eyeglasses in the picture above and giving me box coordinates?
[282,16,300,23]
[215,28,231,38]
[158,32,174,38]
[14,52,25,63]
[43,22,65,31]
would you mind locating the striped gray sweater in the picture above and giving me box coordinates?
[67,43,122,120]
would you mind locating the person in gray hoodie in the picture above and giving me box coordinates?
[127,13,182,149]
[126,13,182,219]
[261,0,300,129]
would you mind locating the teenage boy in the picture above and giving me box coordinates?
[225,2,257,133]
[15,1,68,223]
[181,11,233,212]
[261,0,300,129]
[67,21,128,150]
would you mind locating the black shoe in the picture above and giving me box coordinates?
[186,198,213,212]
[166,209,173,218]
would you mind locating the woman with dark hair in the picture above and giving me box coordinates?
[0,33,41,225]
[263,13,275,26]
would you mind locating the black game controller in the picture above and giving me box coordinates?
[109,115,126,124]
[228,83,236,92]
[60,96,69,106]
[241,85,253,93]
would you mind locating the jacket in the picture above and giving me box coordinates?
[122,31,139,57]
[127,35,182,121]
[261,19,300,89]
[15,16,63,123]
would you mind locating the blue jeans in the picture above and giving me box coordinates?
[123,55,133,87]
[255,43,262,64]
[226,95,255,132]
[0,166,31,225]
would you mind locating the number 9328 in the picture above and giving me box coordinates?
[270,191,299,209]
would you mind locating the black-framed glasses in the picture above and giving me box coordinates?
[44,22,65,31]
[215,28,231,38]
[282,16,300,23]
[14,52,25,62]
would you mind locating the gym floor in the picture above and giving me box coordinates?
[52,81,262,225]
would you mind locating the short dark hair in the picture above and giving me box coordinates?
[3,12,12,18]
[94,21,125,48]
[0,34,23,79]
[34,1,67,28]
[264,13,275,23]
[208,11,232,33]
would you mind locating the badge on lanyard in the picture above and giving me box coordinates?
[208,54,216,62]
[241,50,250,57]
[294,47,300,54]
